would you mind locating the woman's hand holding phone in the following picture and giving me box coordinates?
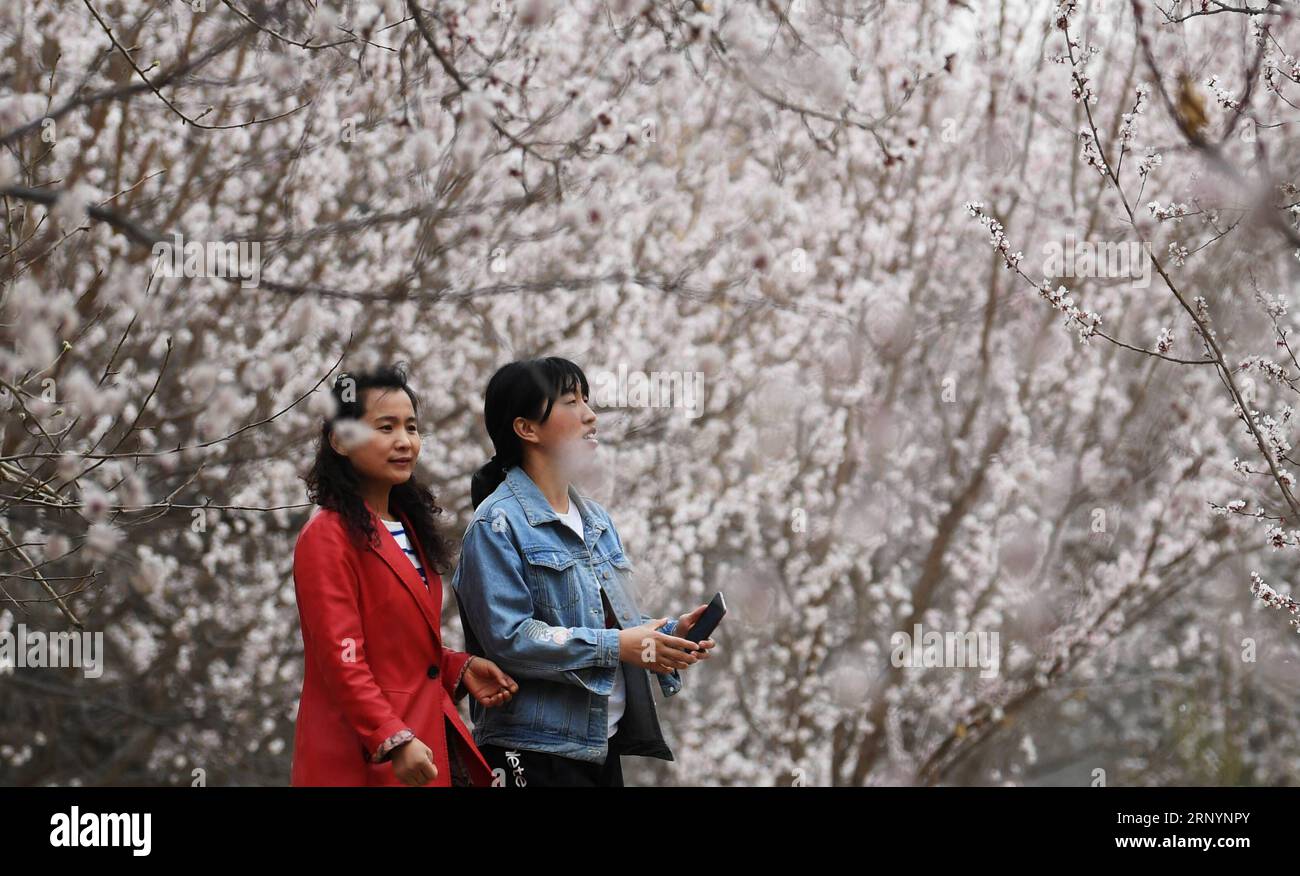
[675,603,720,657]
[619,618,712,674]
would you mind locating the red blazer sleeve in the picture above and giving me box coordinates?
[294,517,409,759]
[441,649,473,701]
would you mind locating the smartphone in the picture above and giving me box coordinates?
[684,591,726,650]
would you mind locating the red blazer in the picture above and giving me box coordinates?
[290,504,493,787]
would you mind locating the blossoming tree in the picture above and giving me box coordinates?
[1,0,1298,785]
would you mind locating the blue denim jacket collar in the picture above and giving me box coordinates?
[503,464,608,549]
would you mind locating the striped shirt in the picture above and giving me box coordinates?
[382,518,428,589]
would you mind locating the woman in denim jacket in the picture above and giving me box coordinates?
[453,357,716,787]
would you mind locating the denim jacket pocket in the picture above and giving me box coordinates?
[522,547,580,611]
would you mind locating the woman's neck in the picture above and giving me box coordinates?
[522,456,571,513]
[361,482,395,521]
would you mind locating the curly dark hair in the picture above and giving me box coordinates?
[303,362,454,574]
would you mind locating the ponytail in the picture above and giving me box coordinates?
[470,456,508,509]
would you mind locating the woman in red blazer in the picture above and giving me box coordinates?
[292,363,517,787]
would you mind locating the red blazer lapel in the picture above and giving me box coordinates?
[396,507,443,629]
[368,508,442,646]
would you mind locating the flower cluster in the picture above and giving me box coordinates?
[1078,128,1107,176]
[1249,572,1300,632]
[1238,355,1289,384]
[1147,201,1191,222]
[1138,148,1163,178]
[1119,84,1149,145]
[1038,280,1102,343]
[1204,75,1241,111]
[1053,0,1077,31]
[965,202,1023,271]
[1254,289,1288,320]
[1258,408,1295,461]
[1210,498,1248,517]
[1264,524,1299,550]
[1263,50,1300,95]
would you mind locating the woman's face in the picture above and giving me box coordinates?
[331,387,421,487]
[520,383,598,471]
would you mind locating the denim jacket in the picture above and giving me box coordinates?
[451,465,682,764]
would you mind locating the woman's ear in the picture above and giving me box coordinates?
[327,426,348,458]
[512,415,541,446]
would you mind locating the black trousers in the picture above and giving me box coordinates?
[478,743,624,787]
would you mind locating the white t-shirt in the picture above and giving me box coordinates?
[382,518,428,590]
[555,500,584,542]
[555,499,625,738]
